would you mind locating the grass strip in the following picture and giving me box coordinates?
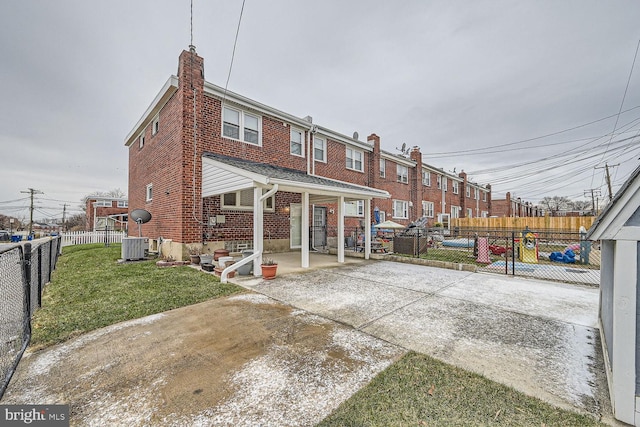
[31,244,243,348]
[318,352,605,427]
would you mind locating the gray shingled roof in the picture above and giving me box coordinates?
[203,152,389,197]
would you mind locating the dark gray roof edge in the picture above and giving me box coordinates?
[202,152,388,196]
[586,163,640,239]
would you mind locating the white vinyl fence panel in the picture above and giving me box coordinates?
[61,231,126,247]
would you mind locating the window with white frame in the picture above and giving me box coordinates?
[379,210,386,222]
[422,170,431,186]
[139,133,145,149]
[393,200,408,219]
[474,188,479,200]
[451,206,460,218]
[481,211,489,218]
[313,136,326,162]
[380,158,386,178]
[222,106,261,145]
[117,200,128,208]
[152,116,159,136]
[222,189,274,211]
[397,164,408,184]
[483,191,487,202]
[422,201,434,217]
[290,128,304,156]
[467,208,473,218]
[346,148,363,171]
[452,181,459,194]
[94,200,111,207]
[466,185,471,198]
[443,177,448,191]
[344,200,364,217]
[437,175,442,189]
[146,184,153,202]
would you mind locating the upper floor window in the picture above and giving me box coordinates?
[393,200,408,219]
[223,106,261,145]
[466,185,471,198]
[146,184,153,202]
[117,200,128,208]
[380,159,386,178]
[94,200,112,207]
[422,171,431,186]
[139,133,145,149]
[346,148,363,172]
[152,115,159,136]
[437,175,442,189]
[474,188,480,200]
[452,181,459,194]
[290,128,304,156]
[483,191,487,202]
[397,164,408,184]
[442,177,448,191]
[313,136,326,162]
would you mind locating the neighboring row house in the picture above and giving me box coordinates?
[125,48,490,267]
[84,195,129,232]
[491,192,543,218]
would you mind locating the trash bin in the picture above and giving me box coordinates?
[238,250,254,275]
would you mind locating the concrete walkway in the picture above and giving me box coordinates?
[236,257,610,418]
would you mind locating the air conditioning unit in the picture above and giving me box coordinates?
[122,237,147,260]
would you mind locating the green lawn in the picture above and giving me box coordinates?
[31,243,243,348]
[318,352,606,427]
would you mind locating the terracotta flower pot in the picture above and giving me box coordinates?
[261,264,277,280]
[190,255,201,265]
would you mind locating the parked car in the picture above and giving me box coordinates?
[0,230,10,241]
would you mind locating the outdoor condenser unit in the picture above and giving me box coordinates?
[121,237,147,260]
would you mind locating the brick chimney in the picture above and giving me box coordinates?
[410,146,423,220]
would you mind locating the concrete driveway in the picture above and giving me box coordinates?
[238,259,609,418]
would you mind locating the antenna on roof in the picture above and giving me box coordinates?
[396,142,410,156]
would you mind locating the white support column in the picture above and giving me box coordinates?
[612,240,637,425]
[364,199,371,259]
[253,186,263,276]
[301,192,310,268]
[337,196,345,263]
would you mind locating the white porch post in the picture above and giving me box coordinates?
[301,191,310,268]
[253,186,263,276]
[612,240,637,424]
[337,196,345,263]
[364,199,371,259]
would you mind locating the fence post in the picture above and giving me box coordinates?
[511,232,515,276]
[23,243,32,341]
[37,245,42,306]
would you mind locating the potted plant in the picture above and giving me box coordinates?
[187,244,201,265]
[260,257,278,280]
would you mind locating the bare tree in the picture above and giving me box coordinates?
[539,196,572,216]
[65,213,86,231]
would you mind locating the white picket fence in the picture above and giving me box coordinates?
[61,231,126,247]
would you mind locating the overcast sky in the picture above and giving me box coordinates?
[1,1,639,222]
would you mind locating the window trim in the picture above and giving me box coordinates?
[221,189,274,211]
[313,136,327,163]
[344,200,364,217]
[467,208,473,218]
[117,200,128,208]
[422,170,431,186]
[451,205,460,218]
[346,147,364,172]
[422,201,434,218]
[397,164,408,184]
[466,185,471,198]
[146,184,153,202]
[152,115,159,136]
[380,158,386,178]
[290,128,304,157]
[483,191,487,202]
[139,133,145,149]
[222,105,262,146]
[392,199,409,219]
[452,181,459,195]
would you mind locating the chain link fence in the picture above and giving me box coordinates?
[0,237,61,399]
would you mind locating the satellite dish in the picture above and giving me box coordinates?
[353,131,359,140]
[130,209,152,237]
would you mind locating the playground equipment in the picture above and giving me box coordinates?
[519,227,539,264]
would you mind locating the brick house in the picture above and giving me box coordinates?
[492,192,543,217]
[84,196,128,231]
[124,47,491,270]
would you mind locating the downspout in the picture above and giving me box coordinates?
[309,125,318,176]
[221,184,279,284]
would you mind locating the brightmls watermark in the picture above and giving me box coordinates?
[1,405,69,426]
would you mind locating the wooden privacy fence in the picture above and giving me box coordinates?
[451,216,595,232]
[61,231,126,247]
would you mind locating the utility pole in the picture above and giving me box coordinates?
[595,163,619,202]
[584,189,601,216]
[20,188,43,236]
[61,204,67,232]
